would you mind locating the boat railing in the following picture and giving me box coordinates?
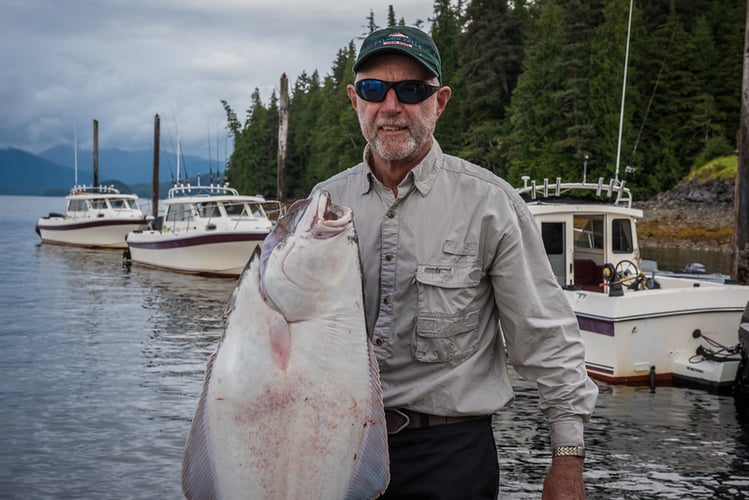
[167,182,239,199]
[69,184,122,195]
[518,176,632,208]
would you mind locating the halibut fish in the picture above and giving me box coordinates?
[182,190,389,499]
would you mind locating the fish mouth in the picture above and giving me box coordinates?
[307,191,352,239]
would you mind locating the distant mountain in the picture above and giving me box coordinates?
[39,145,223,185]
[0,147,92,195]
[0,146,224,196]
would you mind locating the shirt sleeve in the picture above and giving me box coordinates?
[489,191,598,448]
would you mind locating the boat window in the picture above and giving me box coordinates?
[68,200,88,212]
[224,202,245,216]
[541,222,566,284]
[612,218,634,253]
[247,202,265,218]
[91,199,107,210]
[573,216,604,250]
[197,201,219,218]
[165,204,193,222]
[110,199,128,209]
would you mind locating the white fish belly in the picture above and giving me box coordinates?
[183,253,384,499]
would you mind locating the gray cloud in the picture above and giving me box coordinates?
[0,0,430,157]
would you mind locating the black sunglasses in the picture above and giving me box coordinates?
[354,79,440,104]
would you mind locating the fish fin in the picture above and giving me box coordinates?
[344,340,390,499]
[225,247,262,317]
[269,317,291,371]
[182,351,220,500]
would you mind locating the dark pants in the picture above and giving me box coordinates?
[381,417,499,500]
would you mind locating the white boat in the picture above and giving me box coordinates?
[518,175,749,392]
[124,182,273,277]
[35,185,150,249]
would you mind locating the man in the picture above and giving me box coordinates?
[313,26,598,499]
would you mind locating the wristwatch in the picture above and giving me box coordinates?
[552,446,585,458]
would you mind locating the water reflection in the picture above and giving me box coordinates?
[494,371,749,498]
[641,246,733,276]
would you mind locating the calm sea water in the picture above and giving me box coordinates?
[1,195,747,499]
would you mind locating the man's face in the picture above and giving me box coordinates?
[347,54,450,164]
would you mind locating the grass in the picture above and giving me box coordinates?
[687,155,738,183]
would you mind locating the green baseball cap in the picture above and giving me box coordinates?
[353,26,442,83]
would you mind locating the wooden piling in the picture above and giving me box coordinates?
[735,0,749,284]
[92,119,99,188]
[277,73,288,203]
[152,114,160,218]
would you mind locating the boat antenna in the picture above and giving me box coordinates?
[73,125,78,186]
[614,0,634,182]
[176,131,181,183]
[583,154,589,184]
[628,23,676,172]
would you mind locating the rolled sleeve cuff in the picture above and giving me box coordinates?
[550,420,585,448]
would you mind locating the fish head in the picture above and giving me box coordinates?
[259,190,358,321]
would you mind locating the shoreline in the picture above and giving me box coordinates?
[634,200,735,252]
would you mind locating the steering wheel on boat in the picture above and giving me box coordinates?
[611,259,645,289]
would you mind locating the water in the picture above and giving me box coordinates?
[1,195,748,499]
[641,246,733,276]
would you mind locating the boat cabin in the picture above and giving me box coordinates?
[519,177,642,292]
[66,195,140,213]
[163,198,268,226]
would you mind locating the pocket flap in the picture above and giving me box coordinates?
[415,263,481,288]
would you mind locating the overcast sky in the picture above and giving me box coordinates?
[0,0,433,158]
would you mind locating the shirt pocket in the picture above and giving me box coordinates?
[413,262,482,364]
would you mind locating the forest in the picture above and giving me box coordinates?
[220,0,745,202]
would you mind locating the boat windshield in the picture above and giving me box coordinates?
[68,199,89,212]
[197,201,219,218]
[224,201,265,218]
[574,216,604,250]
[165,204,194,222]
[110,199,134,209]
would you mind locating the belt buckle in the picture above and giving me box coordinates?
[387,409,411,435]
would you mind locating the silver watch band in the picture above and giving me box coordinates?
[552,445,585,458]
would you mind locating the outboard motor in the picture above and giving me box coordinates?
[734,301,749,403]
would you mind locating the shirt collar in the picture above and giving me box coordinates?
[360,138,444,196]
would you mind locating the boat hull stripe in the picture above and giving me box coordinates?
[127,232,267,250]
[37,219,148,231]
[576,316,615,336]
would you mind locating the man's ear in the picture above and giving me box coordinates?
[435,85,452,118]
[347,84,358,111]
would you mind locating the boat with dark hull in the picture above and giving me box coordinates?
[36,185,150,249]
[125,182,273,277]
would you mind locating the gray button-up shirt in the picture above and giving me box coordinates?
[313,139,598,447]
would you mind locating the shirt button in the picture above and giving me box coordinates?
[375,337,385,346]
[385,253,394,261]
[383,295,392,304]
[386,209,396,218]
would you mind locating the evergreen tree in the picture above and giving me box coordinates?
[387,5,397,27]
[587,0,644,182]
[224,89,278,197]
[458,0,528,175]
[507,0,603,183]
[709,0,744,150]
[633,9,702,197]
[431,0,466,155]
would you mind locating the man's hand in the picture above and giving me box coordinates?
[542,456,586,499]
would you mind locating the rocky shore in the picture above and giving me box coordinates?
[633,177,735,252]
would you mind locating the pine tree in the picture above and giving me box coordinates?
[458,0,528,175]
[431,0,465,155]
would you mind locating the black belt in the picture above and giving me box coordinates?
[385,408,488,435]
